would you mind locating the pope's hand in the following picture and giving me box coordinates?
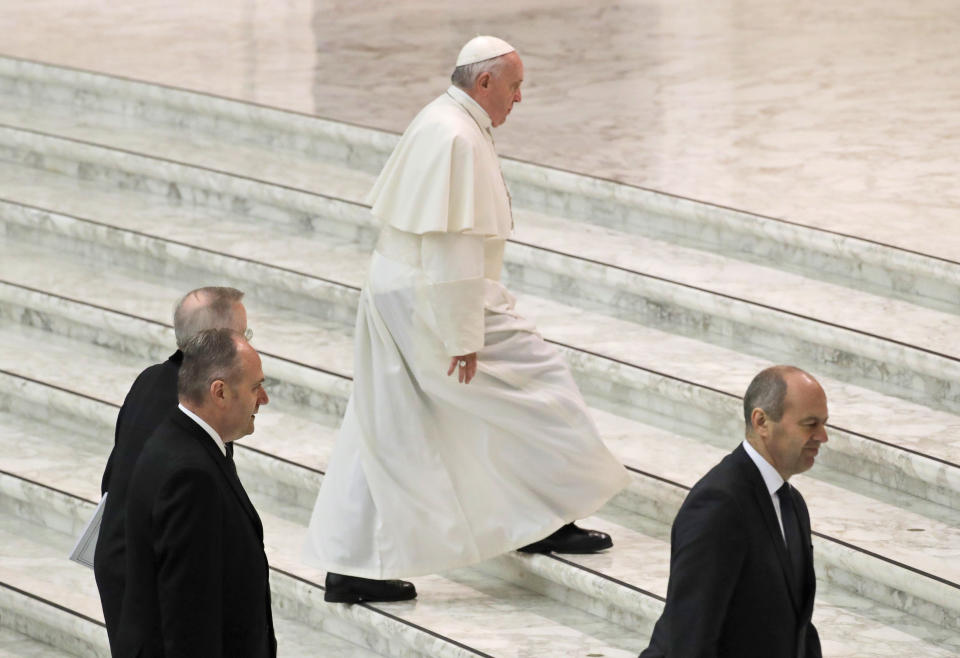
[447,353,478,384]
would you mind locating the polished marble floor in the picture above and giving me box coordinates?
[1,0,959,260]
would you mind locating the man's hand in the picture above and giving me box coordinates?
[447,353,478,384]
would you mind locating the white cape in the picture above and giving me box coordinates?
[367,86,513,239]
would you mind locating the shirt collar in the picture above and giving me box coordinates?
[742,439,785,496]
[446,85,492,133]
[178,403,227,457]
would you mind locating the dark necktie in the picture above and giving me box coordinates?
[778,482,806,593]
[224,442,238,479]
[222,444,263,540]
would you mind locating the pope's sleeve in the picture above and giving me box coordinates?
[420,231,486,356]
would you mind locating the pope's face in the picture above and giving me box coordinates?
[482,52,523,127]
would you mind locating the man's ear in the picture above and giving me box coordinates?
[476,72,491,90]
[210,379,227,403]
[750,408,768,436]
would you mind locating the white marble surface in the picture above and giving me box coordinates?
[0,511,105,625]
[3,383,960,656]
[7,174,960,513]
[4,307,960,629]
[4,89,959,362]
[5,53,960,321]
[812,582,960,657]
[0,322,661,648]
[4,126,960,527]
[261,514,643,658]
[3,128,960,450]
[0,415,648,657]
[269,572,442,658]
[272,613,389,658]
[1,0,959,266]
[6,216,960,582]
[7,240,959,535]
[506,241,960,413]
[8,332,959,640]
[0,625,77,658]
[4,119,960,419]
[0,59,953,648]
[7,315,958,631]
[0,584,107,658]
[0,12,958,650]
[0,457,393,657]
[5,113,960,450]
[0,89,378,202]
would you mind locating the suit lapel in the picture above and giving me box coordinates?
[173,411,264,540]
[735,446,802,613]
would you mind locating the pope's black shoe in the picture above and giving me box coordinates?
[518,522,613,554]
[324,572,417,604]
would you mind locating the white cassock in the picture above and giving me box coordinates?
[303,85,631,579]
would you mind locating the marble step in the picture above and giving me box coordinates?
[0,413,645,658]
[0,543,386,658]
[0,580,107,658]
[3,236,960,603]
[2,54,959,315]
[3,128,960,421]
[3,235,960,530]
[237,429,960,643]
[0,312,662,636]
[0,621,80,658]
[1,101,960,632]
[0,472,503,658]
[0,321,662,639]
[6,71,960,377]
[3,379,960,658]
[1,315,958,642]
[1,50,960,656]
[3,191,960,516]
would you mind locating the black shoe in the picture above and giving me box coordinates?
[324,572,417,604]
[518,523,613,554]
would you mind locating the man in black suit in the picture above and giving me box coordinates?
[640,365,828,658]
[94,287,248,646]
[114,328,275,657]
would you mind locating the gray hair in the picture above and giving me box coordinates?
[743,365,806,434]
[177,328,244,405]
[451,54,508,90]
[173,286,244,349]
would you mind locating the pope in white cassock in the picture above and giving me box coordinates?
[303,36,631,604]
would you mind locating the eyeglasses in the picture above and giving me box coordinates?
[244,328,254,341]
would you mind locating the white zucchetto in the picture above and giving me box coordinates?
[455,36,515,67]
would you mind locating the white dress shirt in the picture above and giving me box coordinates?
[742,439,787,543]
[178,403,226,457]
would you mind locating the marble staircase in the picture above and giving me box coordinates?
[0,56,958,657]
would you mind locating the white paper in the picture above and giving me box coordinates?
[69,493,106,569]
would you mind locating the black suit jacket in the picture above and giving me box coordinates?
[640,444,821,658]
[114,409,276,658]
[95,351,182,643]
